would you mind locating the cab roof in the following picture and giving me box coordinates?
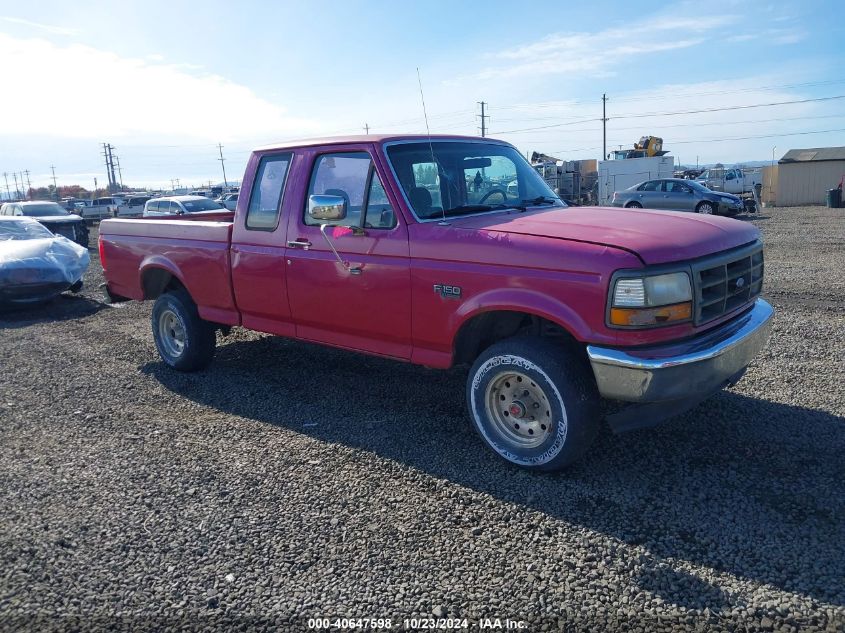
[253,134,509,153]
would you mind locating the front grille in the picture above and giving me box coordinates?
[693,242,763,324]
[53,224,76,240]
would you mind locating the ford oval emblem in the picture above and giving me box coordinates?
[736,277,746,288]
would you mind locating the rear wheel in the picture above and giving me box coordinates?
[696,201,716,215]
[466,336,600,471]
[625,201,642,209]
[151,289,216,371]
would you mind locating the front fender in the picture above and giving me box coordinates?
[451,287,593,342]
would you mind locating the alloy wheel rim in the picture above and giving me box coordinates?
[484,371,553,449]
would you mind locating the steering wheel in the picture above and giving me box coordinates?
[478,188,508,204]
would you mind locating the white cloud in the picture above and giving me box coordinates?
[0,16,77,35]
[452,14,738,82]
[0,33,324,142]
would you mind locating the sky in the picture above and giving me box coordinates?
[0,0,844,192]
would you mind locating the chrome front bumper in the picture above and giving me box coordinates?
[587,299,774,403]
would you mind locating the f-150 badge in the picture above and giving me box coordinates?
[433,284,462,299]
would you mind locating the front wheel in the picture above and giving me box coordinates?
[696,201,716,215]
[151,290,216,371]
[466,337,600,471]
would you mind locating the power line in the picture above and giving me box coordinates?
[610,95,845,120]
[541,126,845,155]
[488,79,845,112]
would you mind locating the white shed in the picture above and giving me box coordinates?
[777,147,845,206]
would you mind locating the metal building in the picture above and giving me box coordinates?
[777,146,845,206]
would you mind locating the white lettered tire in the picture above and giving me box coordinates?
[467,336,600,471]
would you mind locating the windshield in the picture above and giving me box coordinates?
[21,203,69,217]
[181,198,224,212]
[386,141,564,220]
[0,219,54,240]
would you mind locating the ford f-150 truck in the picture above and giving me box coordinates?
[99,135,773,471]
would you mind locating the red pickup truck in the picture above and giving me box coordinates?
[100,135,773,471]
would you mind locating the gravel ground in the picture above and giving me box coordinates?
[0,206,843,632]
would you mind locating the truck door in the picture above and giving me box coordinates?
[230,151,297,337]
[284,146,412,360]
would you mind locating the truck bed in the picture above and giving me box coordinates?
[99,217,240,325]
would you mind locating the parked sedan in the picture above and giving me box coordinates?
[0,201,90,247]
[610,178,745,216]
[143,195,224,217]
[0,217,90,305]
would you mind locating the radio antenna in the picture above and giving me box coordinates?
[416,67,448,224]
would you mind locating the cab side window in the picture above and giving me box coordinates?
[246,153,292,230]
[305,152,370,227]
[364,173,396,229]
[305,152,397,230]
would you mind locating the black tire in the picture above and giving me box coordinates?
[151,289,216,371]
[696,201,716,215]
[466,336,600,471]
[625,201,642,208]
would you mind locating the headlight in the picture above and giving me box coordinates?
[609,272,692,327]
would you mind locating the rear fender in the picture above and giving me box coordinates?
[139,255,188,300]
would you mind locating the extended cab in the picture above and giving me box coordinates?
[99,135,773,471]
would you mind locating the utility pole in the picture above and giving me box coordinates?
[2,172,10,201]
[12,173,20,199]
[477,101,489,137]
[107,145,117,192]
[24,170,31,200]
[602,93,608,160]
[103,143,113,192]
[363,123,370,134]
[115,154,124,190]
[50,165,59,200]
[217,143,228,187]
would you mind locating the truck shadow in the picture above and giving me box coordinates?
[141,335,844,609]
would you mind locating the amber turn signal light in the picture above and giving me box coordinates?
[610,302,692,327]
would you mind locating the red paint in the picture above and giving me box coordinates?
[99,135,763,369]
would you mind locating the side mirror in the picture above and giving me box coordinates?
[308,194,347,221]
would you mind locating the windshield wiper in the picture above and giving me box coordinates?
[520,196,560,206]
[442,203,526,216]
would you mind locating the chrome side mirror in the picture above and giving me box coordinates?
[308,194,347,221]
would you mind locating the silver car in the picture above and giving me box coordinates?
[610,178,745,216]
[143,195,224,217]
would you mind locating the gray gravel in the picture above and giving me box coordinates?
[1,206,843,632]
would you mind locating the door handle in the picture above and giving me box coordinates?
[287,239,312,250]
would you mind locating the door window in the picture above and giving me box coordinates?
[364,173,396,229]
[664,181,691,193]
[305,152,371,227]
[638,181,660,192]
[246,153,292,230]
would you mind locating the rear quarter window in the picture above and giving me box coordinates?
[246,153,293,230]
